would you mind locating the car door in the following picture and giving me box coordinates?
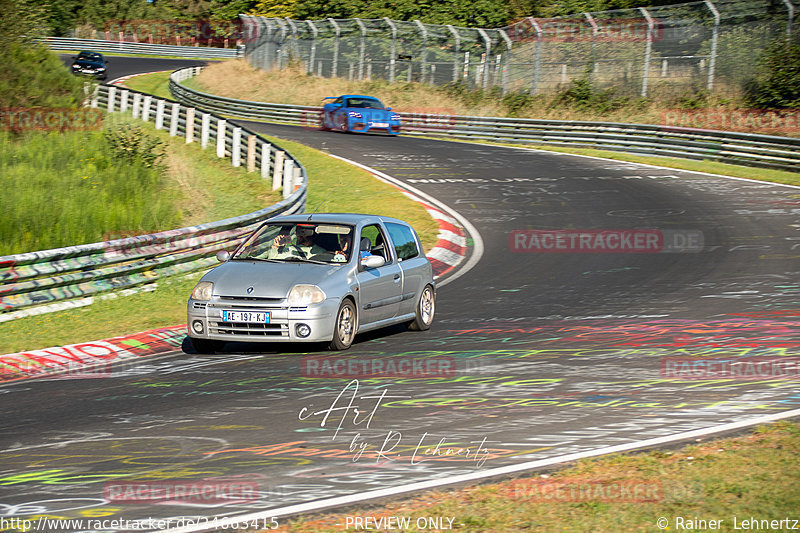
[384,222,429,316]
[355,223,403,325]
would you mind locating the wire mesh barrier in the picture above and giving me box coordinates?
[0,81,307,320]
[241,0,797,97]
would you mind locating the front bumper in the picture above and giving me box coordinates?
[187,295,340,343]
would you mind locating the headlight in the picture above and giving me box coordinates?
[287,284,326,306]
[191,281,214,301]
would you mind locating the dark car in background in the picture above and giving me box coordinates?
[70,51,108,80]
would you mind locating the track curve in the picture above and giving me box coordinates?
[2,58,799,531]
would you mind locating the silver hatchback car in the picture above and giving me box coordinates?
[186,213,435,353]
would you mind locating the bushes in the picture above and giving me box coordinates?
[744,38,800,109]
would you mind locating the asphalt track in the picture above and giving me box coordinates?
[1,58,799,531]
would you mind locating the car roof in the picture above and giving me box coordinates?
[340,95,381,100]
[267,213,409,226]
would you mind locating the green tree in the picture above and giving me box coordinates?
[250,0,297,18]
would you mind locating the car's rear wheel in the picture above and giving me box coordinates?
[408,285,435,331]
[189,337,224,354]
[319,112,330,130]
[330,299,357,350]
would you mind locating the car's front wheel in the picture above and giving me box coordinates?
[408,285,435,331]
[330,299,357,350]
[189,337,224,354]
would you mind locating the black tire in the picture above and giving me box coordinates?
[189,337,224,354]
[408,285,435,331]
[329,299,357,350]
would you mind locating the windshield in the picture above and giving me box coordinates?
[345,98,385,109]
[77,52,102,62]
[233,222,355,264]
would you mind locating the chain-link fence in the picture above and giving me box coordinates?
[240,0,797,97]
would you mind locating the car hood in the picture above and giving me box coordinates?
[351,109,392,120]
[203,260,347,299]
[73,60,104,68]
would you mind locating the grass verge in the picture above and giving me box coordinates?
[274,421,800,532]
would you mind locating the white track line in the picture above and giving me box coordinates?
[162,408,800,532]
[322,153,484,287]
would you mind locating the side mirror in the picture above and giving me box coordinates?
[216,250,230,262]
[386,107,392,111]
[362,255,385,269]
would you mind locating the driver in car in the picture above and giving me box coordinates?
[266,228,304,259]
[297,227,327,258]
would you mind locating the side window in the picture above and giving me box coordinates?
[385,223,420,261]
[359,224,391,263]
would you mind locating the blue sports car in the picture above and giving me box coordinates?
[319,95,401,135]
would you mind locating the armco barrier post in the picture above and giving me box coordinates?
[186,108,195,143]
[119,89,129,112]
[216,119,226,157]
[261,143,271,179]
[155,100,165,129]
[169,103,180,136]
[273,150,284,190]
[132,93,141,118]
[247,135,257,172]
[232,127,242,167]
[107,86,116,112]
[201,113,210,148]
[282,159,294,199]
[142,95,152,121]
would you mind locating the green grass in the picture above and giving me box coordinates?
[278,421,800,532]
[0,125,181,255]
[121,70,174,100]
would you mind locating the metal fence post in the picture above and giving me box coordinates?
[782,0,795,36]
[356,18,367,80]
[704,0,720,91]
[306,20,318,74]
[386,17,398,83]
[155,99,165,129]
[185,108,195,143]
[201,113,210,148]
[414,20,428,83]
[232,127,242,166]
[477,29,491,90]
[107,86,116,113]
[584,13,599,83]
[329,18,341,78]
[447,25,461,83]
[498,29,512,94]
[639,7,655,97]
[527,18,543,95]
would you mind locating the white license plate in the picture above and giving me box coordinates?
[221,310,270,323]
[371,122,389,127]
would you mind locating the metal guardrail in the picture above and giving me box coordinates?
[0,82,307,319]
[44,37,241,59]
[169,67,800,173]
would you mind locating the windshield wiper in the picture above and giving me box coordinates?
[232,256,282,263]
[279,257,329,265]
